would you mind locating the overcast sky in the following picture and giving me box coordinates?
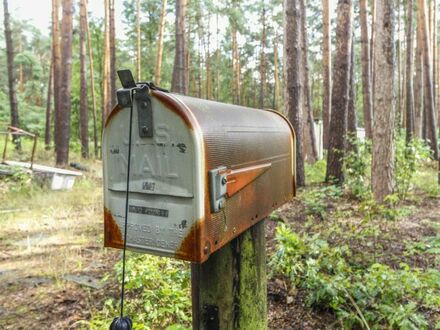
[0,0,126,37]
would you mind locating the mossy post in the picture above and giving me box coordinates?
[191,221,267,329]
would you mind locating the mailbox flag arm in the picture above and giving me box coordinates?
[209,163,271,213]
[225,163,271,197]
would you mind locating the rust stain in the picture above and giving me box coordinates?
[175,219,211,263]
[151,90,196,130]
[104,104,123,128]
[104,207,124,249]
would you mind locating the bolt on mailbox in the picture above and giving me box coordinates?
[103,77,296,263]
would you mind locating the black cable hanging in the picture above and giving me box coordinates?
[110,89,136,330]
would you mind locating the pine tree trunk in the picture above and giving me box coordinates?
[206,13,212,100]
[102,0,111,123]
[418,0,439,159]
[370,0,376,100]
[52,0,61,152]
[109,0,116,106]
[56,0,74,166]
[415,20,424,137]
[259,7,267,109]
[284,0,305,187]
[372,0,396,202]
[18,39,24,94]
[216,13,220,100]
[300,0,318,162]
[136,0,141,81]
[326,0,353,184]
[230,0,241,105]
[347,32,357,152]
[3,0,21,150]
[155,0,167,85]
[359,0,373,140]
[273,38,281,111]
[322,0,331,149]
[85,5,98,157]
[45,62,53,149]
[171,0,188,94]
[405,0,415,142]
[79,0,89,158]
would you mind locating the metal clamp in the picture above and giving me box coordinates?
[209,166,228,213]
[134,86,153,138]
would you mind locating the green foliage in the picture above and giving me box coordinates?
[343,137,371,200]
[90,253,191,330]
[302,185,342,219]
[271,224,440,329]
[395,136,431,200]
[305,159,327,184]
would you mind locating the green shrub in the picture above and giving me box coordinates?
[395,136,431,200]
[302,185,342,219]
[271,224,440,329]
[343,137,371,200]
[90,254,191,330]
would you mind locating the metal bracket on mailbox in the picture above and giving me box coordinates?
[134,86,153,138]
[209,166,228,213]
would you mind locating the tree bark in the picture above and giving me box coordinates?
[284,0,305,187]
[300,0,318,162]
[109,0,116,106]
[206,13,212,100]
[45,61,53,149]
[259,6,267,109]
[56,0,74,166]
[359,0,373,140]
[102,0,111,123]
[3,0,21,150]
[79,0,89,158]
[85,5,98,157]
[273,38,281,111]
[171,0,188,94]
[370,0,376,102]
[415,19,424,137]
[52,0,61,152]
[231,4,241,105]
[347,32,357,152]
[326,0,353,183]
[322,0,331,149]
[417,0,439,159]
[136,0,141,81]
[155,0,167,85]
[372,0,396,202]
[405,0,415,142]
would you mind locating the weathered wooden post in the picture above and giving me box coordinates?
[103,70,295,330]
[191,221,267,329]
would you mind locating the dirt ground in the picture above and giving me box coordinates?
[0,172,439,329]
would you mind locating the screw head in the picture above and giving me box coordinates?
[142,126,149,134]
[218,200,224,209]
[221,177,227,185]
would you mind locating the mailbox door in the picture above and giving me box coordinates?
[103,94,205,260]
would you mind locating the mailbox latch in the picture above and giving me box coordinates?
[134,86,153,138]
[209,163,272,213]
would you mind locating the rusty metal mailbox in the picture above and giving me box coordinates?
[103,80,296,263]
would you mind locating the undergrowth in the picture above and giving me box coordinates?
[271,224,440,329]
[88,253,191,330]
